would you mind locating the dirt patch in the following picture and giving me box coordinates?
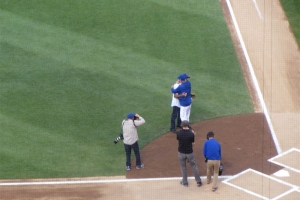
[0,185,104,200]
[127,113,282,179]
[220,0,261,112]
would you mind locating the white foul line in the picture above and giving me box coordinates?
[226,0,281,154]
[0,176,232,186]
[252,0,263,19]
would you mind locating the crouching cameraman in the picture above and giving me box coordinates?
[122,112,145,170]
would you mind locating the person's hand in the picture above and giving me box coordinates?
[135,113,140,118]
[182,92,187,97]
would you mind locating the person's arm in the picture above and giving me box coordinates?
[192,131,195,145]
[133,114,145,126]
[174,92,187,98]
[219,144,222,160]
[203,142,208,162]
[171,84,182,93]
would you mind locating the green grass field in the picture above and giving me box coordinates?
[0,0,253,179]
[280,0,300,46]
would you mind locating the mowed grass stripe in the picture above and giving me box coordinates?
[0,113,106,178]
[0,9,178,86]
[147,0,224,19]
[0,8,180,139]
[0,9,182,178]
[0,0,231,68]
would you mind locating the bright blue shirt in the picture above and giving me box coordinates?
[203,138,222,160]
[171,81,192,106]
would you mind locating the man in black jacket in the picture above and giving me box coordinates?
[177,120,202,187]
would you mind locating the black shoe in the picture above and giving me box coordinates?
[170,129,176,133]
[180,181,188,187]
[136,164,144,169]
[197,182,202,187]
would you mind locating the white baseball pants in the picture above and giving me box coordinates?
[180,104,191,122]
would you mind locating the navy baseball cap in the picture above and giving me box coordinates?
[127,112,135,119]
[178,73,190,80]
[177,74,185,80]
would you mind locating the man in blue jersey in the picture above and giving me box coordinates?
[171,73,192,123]
[203,131,222,192]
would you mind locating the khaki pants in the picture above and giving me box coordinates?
[206,160,220,189]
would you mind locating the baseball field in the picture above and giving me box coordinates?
[1,0,300,199]
[0,0,252,179]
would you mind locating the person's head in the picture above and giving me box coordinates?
[127,112,135,119]
[206,131,214,140]
[181,120,189,128]
[177,73,190,82]
[177,74,186,82]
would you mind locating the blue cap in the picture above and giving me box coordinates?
[127,112,135,119]
[178,73,190,80]
[177,74,185,80]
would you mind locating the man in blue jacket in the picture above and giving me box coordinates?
[203,131,222,192]
[171,73,192,122]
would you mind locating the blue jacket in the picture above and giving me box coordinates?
[203,139,222,160]
[171,81,192,106]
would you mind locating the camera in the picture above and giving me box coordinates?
[114,133,124,144]
[134,116,139,120]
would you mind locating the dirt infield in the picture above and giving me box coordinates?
[1,0,300,199]
[127,113,282,179]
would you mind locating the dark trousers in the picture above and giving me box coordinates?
[170,106,181,129]
[124,141,141,167]
[178,152,201,184]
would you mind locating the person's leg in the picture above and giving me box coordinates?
[124,144,132,167]
[212,160,220,189]
[170,106,177,131]
[206,160,214,184]
[180,105,191,122]
[185,104,191,122]
[180,106,187,121]
[187,153,201,183]
[132,141,141,166]
[175,106,181,127]
[178,152,188,185]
